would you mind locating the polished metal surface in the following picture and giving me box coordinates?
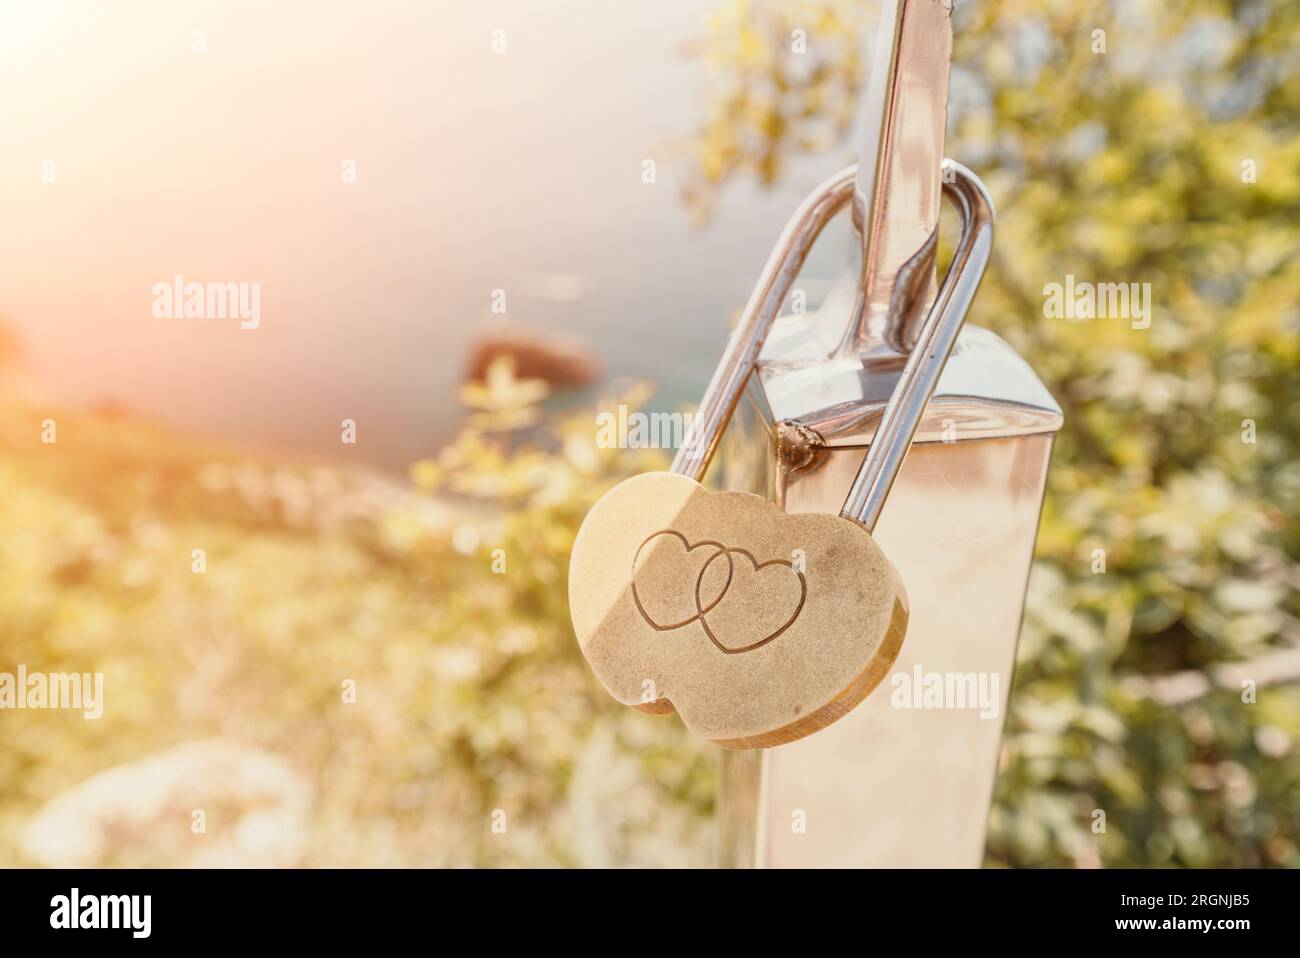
[718,430,1056,867]
[847,0,953,356]
[715,272,1062,867]
[715,272,1062,868]
[757,318,1062,448]
[673,159,996,533]
[841,159,992,531]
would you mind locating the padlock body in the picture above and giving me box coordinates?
[715,316,1061,867]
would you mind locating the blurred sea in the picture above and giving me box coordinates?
[0,0,856,473]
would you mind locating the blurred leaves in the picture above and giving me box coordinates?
[680,0,866,221]
[458,356,549,434]
[0,382,713,867]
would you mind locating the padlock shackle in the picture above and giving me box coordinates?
[671,160,995,536]
[841,159,995,532]
[671,165,857,482]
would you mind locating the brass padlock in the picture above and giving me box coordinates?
[568,159,993,749]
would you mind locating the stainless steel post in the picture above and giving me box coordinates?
[714,0,1062,868]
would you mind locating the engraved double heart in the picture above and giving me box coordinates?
[630,529,807,654]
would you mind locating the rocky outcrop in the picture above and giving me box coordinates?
[464,322,600,390]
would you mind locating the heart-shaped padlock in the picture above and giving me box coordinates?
[569,160,994,748]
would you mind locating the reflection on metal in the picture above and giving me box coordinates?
[847,0,953,356]
[674,160,995,536]
[840,159,992,532]
[719,428,1056,867]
